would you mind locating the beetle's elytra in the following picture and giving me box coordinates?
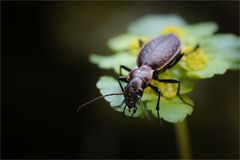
[78,34,193,124]
[137,34,181,71]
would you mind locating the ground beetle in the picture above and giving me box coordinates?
[78,34,193,123]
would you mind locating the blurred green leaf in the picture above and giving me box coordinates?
[179,79,195,94]
[145,96,193,123]
[128,14,186,37]
[186,59,230,79]
[200,34,240,70]
[186,22,218,38]
[90,53,136,74]
[201,34,239,50]
[96,76,124,110]
[183,22,218,44]
[107,34,138,51]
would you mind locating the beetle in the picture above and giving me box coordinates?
[78,34,193,122]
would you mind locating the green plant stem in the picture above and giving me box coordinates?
[174,120,192,159]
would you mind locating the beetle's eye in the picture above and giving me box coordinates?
[136,89,143,99]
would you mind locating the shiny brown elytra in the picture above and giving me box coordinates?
[137,34,181,71]
[78,34,193,123]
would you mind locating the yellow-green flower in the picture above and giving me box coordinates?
[160,25,185,38]
[159,24,237,79]
[186,51,208,71]
[129,36,148,54]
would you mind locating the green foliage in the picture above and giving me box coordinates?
[182,22,218,45]
[146,97,193,123]
[96,76,124,109]
[107,34,138,51]
[90,53,136,73]
[200,34,240,70]
[185,22,218,38]
[89,15,240,123]
[128,14,186,37]
[186,59,230,79]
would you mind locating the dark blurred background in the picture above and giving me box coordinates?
[1,1,239,159]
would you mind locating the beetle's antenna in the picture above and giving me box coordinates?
[77,92,124,112]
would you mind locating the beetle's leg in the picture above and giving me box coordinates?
[155,79,192,106]
[115,76,128,109]
[166,52,184,70]
[113,99,125,109]
[153,53,184,78]
[138,38,144,47]
[119,65,131,76]
[118,76,129,119]
[138,100,151,120]
[188,43,200,55]
[149,84,162,125]
[130,106,137,119]
[123,105,127,119]
[118,76,128,92]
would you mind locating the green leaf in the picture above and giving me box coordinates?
[96,76,124,110]
[201,34,239,50]
[200,34,240,70]
[145,96,193,123]
[89,53,136,74]
[186,22,218,37]
[183,22,218,44]
[128,14,186,37]
[179,79,195,94]
[186,59,230,79]
[107,34,138,51]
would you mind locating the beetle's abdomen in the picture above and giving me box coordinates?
[137,34,181,71]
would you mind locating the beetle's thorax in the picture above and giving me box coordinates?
[127,65,153,85]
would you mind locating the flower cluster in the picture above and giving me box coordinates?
[90,15,239,123]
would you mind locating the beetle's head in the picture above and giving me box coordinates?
[124,77,144,108]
